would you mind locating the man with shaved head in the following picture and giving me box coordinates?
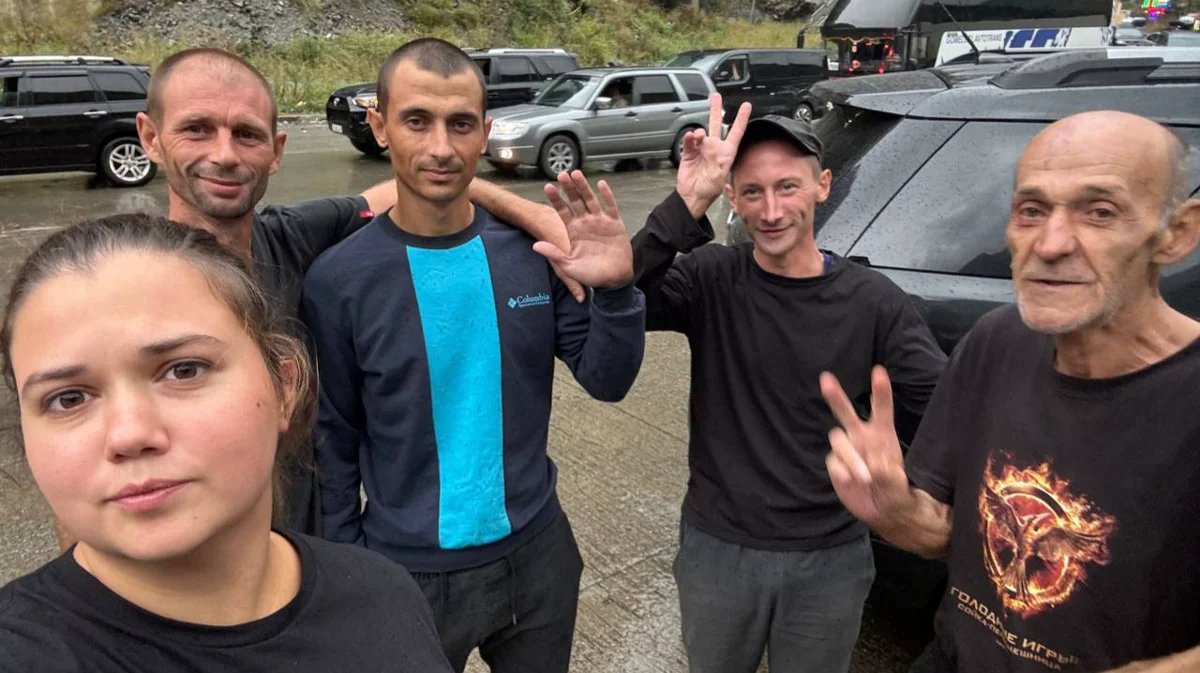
[125,48,564,537]
[821,110,1200,673]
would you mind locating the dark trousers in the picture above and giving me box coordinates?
[411,512,584,673]
[673,522,875,673]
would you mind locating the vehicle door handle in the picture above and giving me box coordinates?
[848,255,871,266]
[0,114,23,123]
[624,111,637,117]
[83,110,108,118]
[671,107,682,112]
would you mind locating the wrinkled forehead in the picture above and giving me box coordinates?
[1016,129,1166,202]
[161,61,275,120]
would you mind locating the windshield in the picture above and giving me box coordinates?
[534,75,602,108]
[665,51,716,67]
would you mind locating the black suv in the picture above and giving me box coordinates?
[326,48,580,156]
[0,55,156,187]
[666,48,830,121]
[726,46,1200,617]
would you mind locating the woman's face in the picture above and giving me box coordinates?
[9,250,290,561]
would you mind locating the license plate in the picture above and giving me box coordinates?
[330,123,343,134]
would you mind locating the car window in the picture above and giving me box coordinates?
[714,56,748,84]
[92,71,145,101]
[849,122,1046,278]
[598,77,634,108]
[535,74,602,109]
[25,75,98,106]
[543,55,578,74]
[633,75,680,105]
[473,57,492,78]
[1166,31,1200,46]
[1,77,17,107]
[497,57,538,83]
[748,51,790,80]
[675,72,709,101]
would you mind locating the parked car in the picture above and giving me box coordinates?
[325,48,580,156]
[0,55,156,187]
[666,48,830,122]
[1147,29,1200,47]
[724,46,1200,614]
[485,66,714,179]
[1114,27,1155,47]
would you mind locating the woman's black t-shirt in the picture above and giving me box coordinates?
[907,306,1200,672]
[0,531,453,673]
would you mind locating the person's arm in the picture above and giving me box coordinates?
[820,366,953,559]
[532,174,646,401]
[630,191,710,333]
[358,178,395,215]
[1101,646,1200,673]
[300,269,367,544]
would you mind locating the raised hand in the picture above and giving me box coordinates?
[675,92,752,217]
[819,366,911,526]
[534,170,634,290]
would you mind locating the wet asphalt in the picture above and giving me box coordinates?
[0,123,928,672]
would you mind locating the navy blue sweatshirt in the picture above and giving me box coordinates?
[301,207,646,572]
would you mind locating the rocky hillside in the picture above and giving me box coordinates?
[95,0,410,46]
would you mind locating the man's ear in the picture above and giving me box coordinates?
[724,183,737,213]
[1154,199,1200,266]
[481,116,492,155]
[816,168,833,204]
[269,130,288,176]
[368,107,388,149]
[135,112,163,165]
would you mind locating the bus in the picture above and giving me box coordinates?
[819,0,1115,75]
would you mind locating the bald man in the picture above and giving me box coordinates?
[820,111,1200,673]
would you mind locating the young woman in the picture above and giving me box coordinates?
[0,213,452,673]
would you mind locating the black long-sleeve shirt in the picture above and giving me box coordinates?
[633,192,946,550]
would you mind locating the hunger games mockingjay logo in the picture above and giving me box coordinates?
[978,454,1117,618]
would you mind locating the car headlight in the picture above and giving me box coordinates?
[490,121,529,139]
[352,94,378,109]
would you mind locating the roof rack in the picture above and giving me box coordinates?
[991,47,1200,89]
[468,48,569,55]
[0,55,128,67]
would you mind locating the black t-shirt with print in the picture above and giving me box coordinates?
[907,306,1200,672]
[0,531,453,673]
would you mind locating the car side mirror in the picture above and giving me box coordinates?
[594,96,613,111]
[715,70,732,82]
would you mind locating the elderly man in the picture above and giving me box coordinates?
[822,110,1200,673]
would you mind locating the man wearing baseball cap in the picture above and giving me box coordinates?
[546,96,947,672]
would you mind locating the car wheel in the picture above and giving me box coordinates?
[539,135,579,179]
[350,135,385,156]
[670,126,699,167]
[99,137,156,187]
[792,103,814,123]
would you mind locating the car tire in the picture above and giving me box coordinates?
[99,137,156,187]
[539,135,579,179]
[670,126,699,167]
[792,103,814,123]
[350,135,385,156]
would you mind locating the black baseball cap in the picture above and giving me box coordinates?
[734,115,824,167]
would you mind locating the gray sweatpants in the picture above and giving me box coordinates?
[673,522,875,673]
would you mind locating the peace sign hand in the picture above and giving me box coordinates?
[819,366,912,526]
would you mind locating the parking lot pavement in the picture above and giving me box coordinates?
[0,123,927,672]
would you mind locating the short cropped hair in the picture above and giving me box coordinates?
[375,37,487,116]
[147,48,279,133]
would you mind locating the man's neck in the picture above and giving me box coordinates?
[753,239,825,279]
[168,197,255,261]
[72,504,301,626]
[1054,297,1200,379]
[389,180,475,237]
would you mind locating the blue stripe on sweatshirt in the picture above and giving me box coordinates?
[406,238,512,549]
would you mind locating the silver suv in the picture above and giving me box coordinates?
[486,67,714,179]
